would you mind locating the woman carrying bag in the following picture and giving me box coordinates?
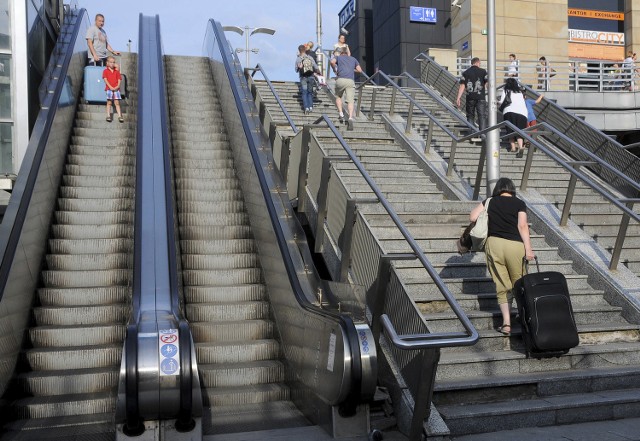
[468,178,535,335]
[499,78,529,157]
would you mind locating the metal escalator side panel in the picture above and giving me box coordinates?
[204,20,370,407]
[0,8,90,397]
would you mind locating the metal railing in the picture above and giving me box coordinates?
[248,67,480,438]
[353,66,640,271]
[457,56,638,93]
[417,52,640,199]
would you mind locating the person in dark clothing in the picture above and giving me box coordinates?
[305,41,318,62]
[469,178,535,336]
[456,57,488,131]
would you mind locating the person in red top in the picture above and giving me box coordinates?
[103,56,123,122]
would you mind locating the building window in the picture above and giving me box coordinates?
[0,0,10,51]
[0,122,12,173]
[0,54,11,119]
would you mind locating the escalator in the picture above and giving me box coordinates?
[1,54,137,439]
[166,55,313,435]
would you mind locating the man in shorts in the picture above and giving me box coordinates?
[330,47,363,130]
[86,13,120,65]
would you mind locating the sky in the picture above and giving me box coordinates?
[82,0,347,81]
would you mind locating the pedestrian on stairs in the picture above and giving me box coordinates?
[295,44,319,115]
[469,178,535,337]
[86,13,120,66]
[456,57,488,133]
[103,56,124,123]
[330,47,363,131]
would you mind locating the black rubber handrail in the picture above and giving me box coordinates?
[0,8,87,303]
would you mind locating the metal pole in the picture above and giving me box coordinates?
[245,26,250,67]
[485,0,499,197]
[316,0,323,73]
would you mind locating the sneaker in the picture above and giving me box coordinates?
[106,116,112,122]
[308,107,313,113]
[338,113,344,123]
[347,118,355,131]
[118,116,124,123]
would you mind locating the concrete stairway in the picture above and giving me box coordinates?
[251,79,640,438]
[360,87,640,276]
[1,53,138,439]
[165,56,310,436]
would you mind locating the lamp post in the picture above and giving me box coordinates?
[316,0,324,74]
[485,0,499,196]
[222,25,276,67]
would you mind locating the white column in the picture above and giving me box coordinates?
[12,0,29,172]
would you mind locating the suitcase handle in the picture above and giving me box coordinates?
[521,256,540,274]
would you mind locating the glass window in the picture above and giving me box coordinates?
[0,122,12,174]
[0,0,10,51]
[0,54,11,119]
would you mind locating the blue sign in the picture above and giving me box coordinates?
[339,0,357,28]
[410,6,437,23]
[161,358,179,375]
[462,41,469,51]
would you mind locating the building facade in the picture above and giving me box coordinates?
[340,0,640,78]
[1,0,62,185]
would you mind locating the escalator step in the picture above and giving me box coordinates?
[175,189,243,203]
[205,401,309,435]
[178,225,252,240]
[69,143,132,156]
[10,392,116,419]
[25,345,122,370]
[203,383,290,407]
[50,225,132,240]
[17,367,119,395]
[181,254,258,270]
[33,305,129,325]
[174,177,239,191]
[198,360,285,388]
[64,164,134,177]
[66,154,135,167]
[186,301,269,321]
[48,238,133,254]
[177,212,248,226]
[38,286,130,307]
[172,168,238,179]
[61,175,135,188]
[177,201,246,214]
[195,339,279,364]
[3,412,114,436]
[56,197,134,212]
[189,320,273,342]
[71,135,135,147]
[179,239,255,254]
[54,210,134,225]
[46,253,132,270]
[184,285,265,303]
[59,186,134,199]
[29,325,126,347]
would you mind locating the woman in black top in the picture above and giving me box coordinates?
[469,178,535,335]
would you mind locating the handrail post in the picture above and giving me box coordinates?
[297,125,312,212]
[520,139,536,191]
[405,92,417,134]
[279,137,291,186]
[409,348,441,441]
[339,199,357,282]
[356,85,365,117]
[610,200,634,270]
[314,157,333,253]
[560,173,578,227]
[425,119,434,154]
[473,141,486,200]
[389,85,397,116]
[447,139,458,177]
[368,87,377,121]
[370,256,393,342]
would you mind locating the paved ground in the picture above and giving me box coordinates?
[451,417,640,441]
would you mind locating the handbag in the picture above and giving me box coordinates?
[470,197,491,251]
[498,92,511,112]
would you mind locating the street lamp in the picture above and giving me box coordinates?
[222,25,276,67]
[486,0,499,196]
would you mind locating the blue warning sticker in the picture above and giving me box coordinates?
[159,328,180,376]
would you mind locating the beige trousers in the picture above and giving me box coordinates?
[484,236,525,305]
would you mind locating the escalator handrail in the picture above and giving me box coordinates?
[0,7,88,303]
[207,19,364,405]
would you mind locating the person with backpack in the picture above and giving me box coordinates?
[295,44,319,114]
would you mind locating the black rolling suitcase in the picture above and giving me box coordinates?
[513,257,579,359]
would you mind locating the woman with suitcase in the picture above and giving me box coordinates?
[469,178,535,335]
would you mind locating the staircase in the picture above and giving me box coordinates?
[365,87,640,276]
[165,56,310,436]
[1,53,137,439]
[250,79,640,438]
